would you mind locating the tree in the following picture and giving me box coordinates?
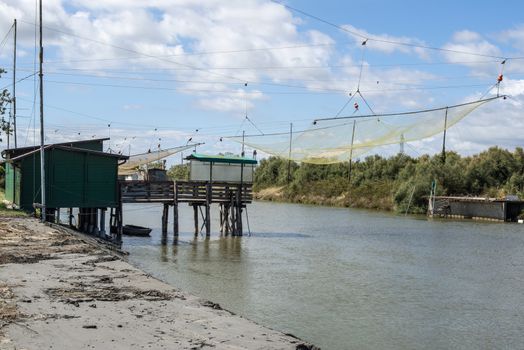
[167,164,189,180]
[0,68,12,142]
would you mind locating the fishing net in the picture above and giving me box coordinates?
[226,97,501,164]
[118,144,195,175]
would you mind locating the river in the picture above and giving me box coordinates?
[122,201,524,350]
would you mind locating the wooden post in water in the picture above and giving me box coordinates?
[161,203,169,243]
[205,183,211,236]
[235,186,243,236]
[173,184,179,240]
[219,204,224,235]
[193,204,199,236]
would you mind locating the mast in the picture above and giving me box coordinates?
[441,107,448,163]
[287,123,292,183]
[39,0,46,220]
[12,19,17,148]
[348,120,356,183]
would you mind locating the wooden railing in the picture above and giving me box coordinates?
[119,180,252,204]
[175,181,252,204]
[120,181,175,203]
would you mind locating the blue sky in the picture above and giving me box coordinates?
[1,0,524,164]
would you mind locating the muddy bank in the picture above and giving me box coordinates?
[255,186,394,211]
[0,216,318,350]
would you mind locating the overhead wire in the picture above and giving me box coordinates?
[0,23,14,53]
[19,19,251,85]
[271,0,519,60]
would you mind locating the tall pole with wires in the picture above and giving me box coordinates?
[38,0,46,221]
[441,107,448,164]
[12,19,17,148]
[348,120,356,183]
[287,123,293,184]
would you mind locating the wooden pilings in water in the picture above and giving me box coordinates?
[117,180,252,244]
[218,203,243,236]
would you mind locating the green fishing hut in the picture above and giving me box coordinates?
[1,138,127,241]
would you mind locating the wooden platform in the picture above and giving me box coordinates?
[118,180,253,238]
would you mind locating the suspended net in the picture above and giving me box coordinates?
[118,144,196,175]
[226,97,502,164]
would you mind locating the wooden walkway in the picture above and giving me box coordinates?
[117,180,253,239]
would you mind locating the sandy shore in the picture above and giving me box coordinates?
[0,216,317,350]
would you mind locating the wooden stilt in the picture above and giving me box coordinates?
[99,208,106,237]
[193,204,199,236]
[173,183,179,241]
[205,183,211,236]
[161,203,169,244]
[230,194,236,235]
[225,205,231,235]
[235,188,243,236]
[117,202,123,244]
[69,208,73,227]
[173,203,179,239]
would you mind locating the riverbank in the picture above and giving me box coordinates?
[254,185,395,211]
[0,215,317,350]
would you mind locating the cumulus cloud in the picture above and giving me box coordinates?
[441,30,502,77]
[3,0,524,157]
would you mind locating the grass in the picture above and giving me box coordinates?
[0,190,28,217]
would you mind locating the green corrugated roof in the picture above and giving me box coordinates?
[186,153,257,165]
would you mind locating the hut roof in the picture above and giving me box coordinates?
[186,153,257,165]
[2,144,128,164]
[1,138,110,159]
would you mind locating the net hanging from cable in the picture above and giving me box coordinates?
[226,96,502,164]
[118,144,196,175]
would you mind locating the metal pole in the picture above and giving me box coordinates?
[12,19,17,148]
[441,107,448,163]
[287,123,292,184]
[39,0,46,221]
[348,120,356,182]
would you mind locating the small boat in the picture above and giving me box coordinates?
[110,225,152,236]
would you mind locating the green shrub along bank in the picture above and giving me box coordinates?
[252,147,524,213]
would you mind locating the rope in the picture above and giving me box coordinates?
[334,93,355,118]
[245,116,265,135]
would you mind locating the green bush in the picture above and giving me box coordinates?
[253,147,524,213]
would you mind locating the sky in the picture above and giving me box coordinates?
[1,0,524,165]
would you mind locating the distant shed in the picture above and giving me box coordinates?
[2,138,127,211]
[430,196,524,222]
[186,153,257,183]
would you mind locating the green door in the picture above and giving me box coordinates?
[14,166,21,206]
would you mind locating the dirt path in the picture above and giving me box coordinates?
[0,216,317,350]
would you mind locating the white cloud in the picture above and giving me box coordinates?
[3,0,524,158]
[441,30,502,77]
[197,89,265,113]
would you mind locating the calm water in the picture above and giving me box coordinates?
[122,201,524,350]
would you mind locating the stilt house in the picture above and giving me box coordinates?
[1,138,127,242]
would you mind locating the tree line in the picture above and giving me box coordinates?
[250,147,524,213]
